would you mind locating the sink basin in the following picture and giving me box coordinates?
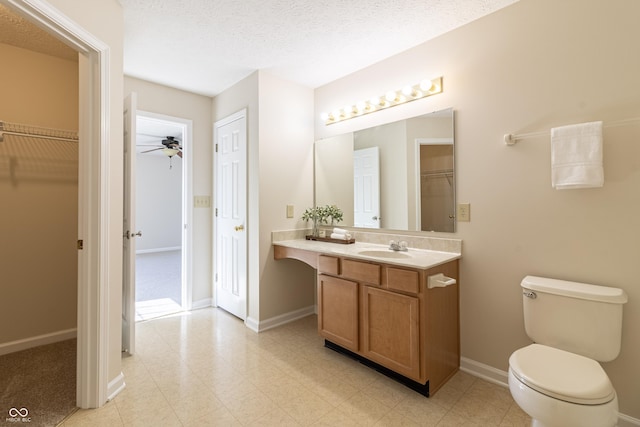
[357,250,412,259]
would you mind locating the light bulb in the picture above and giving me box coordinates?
[385,90,398,102]
[320,112,329,121]
[420,79,433,92]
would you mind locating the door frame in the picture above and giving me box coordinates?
[3,0,112,408]
[135,110,194,312]
[414,137,455,232]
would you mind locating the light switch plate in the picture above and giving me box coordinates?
[286,204,294,218]
[457,203,470,222]
[194,196,211,208]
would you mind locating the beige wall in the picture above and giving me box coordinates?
[0,43,78,344]
[314,0,640,419]
[124,76,213,303]
[257,71,316,321]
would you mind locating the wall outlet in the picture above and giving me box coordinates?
[194,196,211,208]
[286,204,294,218]
[457,203,471,222]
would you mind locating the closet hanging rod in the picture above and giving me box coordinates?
[0,120,78,143]
[421,169,453,177]
[503,117,640,146]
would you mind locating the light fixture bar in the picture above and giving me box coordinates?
[321,76,443,125]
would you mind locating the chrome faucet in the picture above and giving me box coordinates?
[389,240,408,252]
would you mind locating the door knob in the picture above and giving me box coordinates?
[124,230,143,239]
[234,224,244,231]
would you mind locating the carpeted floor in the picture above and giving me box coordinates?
[135,250,183,321]
[0,339,77,427]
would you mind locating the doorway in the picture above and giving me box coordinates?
[1,0,112,408]
[133,112,191,320]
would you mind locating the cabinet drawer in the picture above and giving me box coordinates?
[387,267,419,294]
[342,259,380,285]
[318,255,340,275]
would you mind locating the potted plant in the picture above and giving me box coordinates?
[302,205,343,237]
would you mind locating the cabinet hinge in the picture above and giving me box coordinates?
[215,143,218,153]
[77,240,84,250]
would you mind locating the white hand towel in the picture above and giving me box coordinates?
[332,227,348,235]
[330,232,348,240]
[551,121,604,189]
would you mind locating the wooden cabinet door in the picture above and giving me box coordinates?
[318,274,359,351]
[362,286,421,381]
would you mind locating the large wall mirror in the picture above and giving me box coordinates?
[315,108,455,233]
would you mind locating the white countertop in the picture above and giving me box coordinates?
[273,239,461,270]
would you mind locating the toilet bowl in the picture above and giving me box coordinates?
[509,344,618,427]
[508,276,627,427]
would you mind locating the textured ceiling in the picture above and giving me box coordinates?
[0,1,519,98]
[121,0,519,97]
[0,4,76,61]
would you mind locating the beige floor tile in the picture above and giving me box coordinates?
[374,409,421,426]
[314,407,362,426]
[62,309,529,427]
[222,389,278,425]
[362,375,415,408]
[393,393,448,426]
[498,404,531,426]
[305,376,359,407]
[337,390,393,425]
[279,391,335,424]
[190,407,242,426]
[436,411,482,426]
[246,406,301,426]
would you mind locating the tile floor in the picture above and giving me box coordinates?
[61,308,531,426]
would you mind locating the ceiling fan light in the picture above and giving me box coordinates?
[162,148,179,157]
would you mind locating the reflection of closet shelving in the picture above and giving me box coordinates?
[0,120,78,183]
[421,168,453,186]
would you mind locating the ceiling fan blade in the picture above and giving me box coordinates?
[141,147,164,153]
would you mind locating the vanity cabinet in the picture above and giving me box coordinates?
[316,254,459,396]
[317,274,359,351]
[361,285,420,379]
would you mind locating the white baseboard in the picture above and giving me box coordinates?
[460,356,509,388]
[191,298,212,311]
[107,372,125,402]
[0,328,77,356]
[245,305,316,333]
[461,357,640,426]
[136,246,181,255]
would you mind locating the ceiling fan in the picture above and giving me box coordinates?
[140,136,182,169]
[140,136,182,158]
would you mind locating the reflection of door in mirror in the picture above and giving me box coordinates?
[353,147,380,228]
[418,140,454,232]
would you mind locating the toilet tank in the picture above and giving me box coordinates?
[521,276,628,362]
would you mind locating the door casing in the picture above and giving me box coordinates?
[3,0,115,408]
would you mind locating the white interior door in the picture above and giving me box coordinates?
[122,93,138,354]
[214,110,247,320]
[353,147,380,228]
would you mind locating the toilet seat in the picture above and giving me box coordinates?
[509,344,615,405]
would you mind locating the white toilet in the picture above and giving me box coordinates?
[508,276,628,427]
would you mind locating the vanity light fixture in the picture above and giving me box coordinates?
[321,76,443,125]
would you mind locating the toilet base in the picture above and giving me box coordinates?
[508,368,618,427]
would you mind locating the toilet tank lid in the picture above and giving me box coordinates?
[521,276,628,304]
